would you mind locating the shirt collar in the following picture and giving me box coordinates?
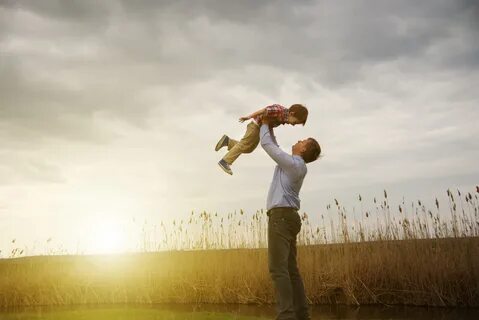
[292,154,304,162]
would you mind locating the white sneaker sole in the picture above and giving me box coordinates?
[218,162,233,175]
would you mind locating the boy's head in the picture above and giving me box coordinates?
[287,104,308,126]
[293,137,321,163]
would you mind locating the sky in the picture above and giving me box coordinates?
[1,0,478,255]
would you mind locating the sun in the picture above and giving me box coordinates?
[87,220,128,254]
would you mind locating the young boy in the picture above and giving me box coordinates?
[215,103,309,175]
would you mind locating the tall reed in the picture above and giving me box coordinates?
[0,187,478,308]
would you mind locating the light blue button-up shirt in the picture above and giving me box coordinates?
[260,124,307,211]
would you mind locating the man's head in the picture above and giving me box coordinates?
[287,104,308,126]
[292,138,321,163]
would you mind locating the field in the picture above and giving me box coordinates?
[0,187,478,308]
[0,305,270,320]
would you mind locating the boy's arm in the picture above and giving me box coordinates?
[239,107,266,123]
[260,124,296,170]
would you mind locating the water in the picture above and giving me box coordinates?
[1,304,478,320]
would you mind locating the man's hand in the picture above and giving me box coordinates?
[238,116,250,123]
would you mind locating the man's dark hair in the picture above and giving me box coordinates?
[302,138,321,163]
[289,104,308,125]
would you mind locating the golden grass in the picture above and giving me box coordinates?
[145,187,479,251]
[0,187,478,308]
[0,237,478,308]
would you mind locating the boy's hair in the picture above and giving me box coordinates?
[302,138,321,163]
[289,104,308,125]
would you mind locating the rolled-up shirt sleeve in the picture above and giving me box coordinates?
[260,124,296,171]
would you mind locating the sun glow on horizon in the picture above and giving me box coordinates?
[85,220,130,255]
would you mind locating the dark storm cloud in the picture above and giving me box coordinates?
[3,0,478,86]
[2,0,478,88]
[110,0,479,83]
[0,0,112,27]
[0,0,478,181]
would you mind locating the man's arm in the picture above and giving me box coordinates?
[260,124,296,170]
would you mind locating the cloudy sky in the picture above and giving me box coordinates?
[1,0,478,255]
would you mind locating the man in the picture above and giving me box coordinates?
[260,117,321,320]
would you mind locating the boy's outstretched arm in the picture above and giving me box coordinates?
[239,107,266,122]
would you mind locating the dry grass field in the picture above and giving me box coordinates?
[0,187,478,308]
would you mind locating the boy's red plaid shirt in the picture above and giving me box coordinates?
[254,104,288,126]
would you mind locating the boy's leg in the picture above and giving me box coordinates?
[227,138,238,150]
[222,122,260,165]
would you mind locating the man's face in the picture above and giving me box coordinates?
[292,139,309,154]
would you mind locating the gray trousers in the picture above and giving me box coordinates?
[267,207,310,320]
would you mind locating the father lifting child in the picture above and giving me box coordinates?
[215,104,309,175]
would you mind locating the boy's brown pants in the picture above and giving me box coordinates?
[222,121,260,165]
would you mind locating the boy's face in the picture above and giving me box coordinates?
[287,115,303,126]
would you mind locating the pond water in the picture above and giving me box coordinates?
[1,304,478,320]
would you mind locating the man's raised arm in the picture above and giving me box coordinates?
[260,124,296,170]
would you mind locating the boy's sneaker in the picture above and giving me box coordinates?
[215,135,229,151]
[218,159,233,175]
